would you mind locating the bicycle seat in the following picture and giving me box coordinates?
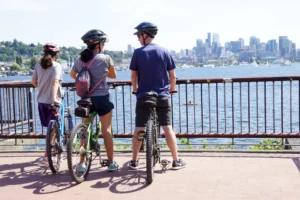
[77,98,92,106]
[145,91,158,98]
[144,92,158,108]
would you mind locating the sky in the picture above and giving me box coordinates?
[0,0,299,52]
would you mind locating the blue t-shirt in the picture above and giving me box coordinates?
[129,43,176,98]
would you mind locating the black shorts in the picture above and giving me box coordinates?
[90,95,114,116]
[135,96,171,127]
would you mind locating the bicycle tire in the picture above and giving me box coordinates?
[67,123,92,183]
[46,120,61,174]
[146,119,154,184]
[64,116,70,145]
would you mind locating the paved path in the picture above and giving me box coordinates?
[1,152,300,200]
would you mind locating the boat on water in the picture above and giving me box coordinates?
[239,62,249,66]
[281,60,291,66]
[252,60,259,67]
[203,64,215,68]
[265,61,271,67]
[183,101,197,106]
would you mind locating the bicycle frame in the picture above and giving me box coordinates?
[52,91,69,138]
[82,111,101,153]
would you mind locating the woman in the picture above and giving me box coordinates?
[70,29,118,172]
[31,42,62,163]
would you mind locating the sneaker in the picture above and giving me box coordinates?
[75,163,86,176]
[171,159,186,170]
[51,156,57,165]
[39,157,48,165]
[128,160,139,170]
[107,161,119,172]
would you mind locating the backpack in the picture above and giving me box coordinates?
[75,56,105,97]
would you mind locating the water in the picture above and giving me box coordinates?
[1,63,299,82]
[1,63,300,150]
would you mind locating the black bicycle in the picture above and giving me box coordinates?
[133,90,176,184]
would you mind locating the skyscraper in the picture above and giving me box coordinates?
[127,44,132,53]
[239,38,245,49]
[279,36,290,57]
[206,32,211,47]
[250,36,260,48]
[213,33,220,44]
[196,39,203,55]
[266,39,277,53]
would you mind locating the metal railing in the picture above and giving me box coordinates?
[1,76,300,142]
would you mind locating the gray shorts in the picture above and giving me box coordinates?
[135,96,171,127]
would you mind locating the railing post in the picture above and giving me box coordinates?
[28,88,34,132]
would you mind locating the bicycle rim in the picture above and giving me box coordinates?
[46,120,61,174]
[67,123,92,184]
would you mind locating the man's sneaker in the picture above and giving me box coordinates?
[107,161,119,172]
[171,159,186,170]
[128,160,139,170]
[75,163,86,176]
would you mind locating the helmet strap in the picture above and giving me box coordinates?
[142,33,149,45]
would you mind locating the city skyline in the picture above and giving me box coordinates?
[0,0,299,52]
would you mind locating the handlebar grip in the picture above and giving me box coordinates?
[132,91,137,95]
[170,91,177,94]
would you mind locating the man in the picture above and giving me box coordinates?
[129,22,186,170]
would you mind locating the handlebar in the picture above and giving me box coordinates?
[109,83,129,89]
[132,91,177,95]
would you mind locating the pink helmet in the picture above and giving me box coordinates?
[43,42,60,52]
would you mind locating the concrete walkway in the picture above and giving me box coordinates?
[0,152,300,200]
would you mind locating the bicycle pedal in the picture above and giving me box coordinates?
[160,159,171,171]
[100,159,109,167]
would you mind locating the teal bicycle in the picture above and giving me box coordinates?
[46,87,74,174]
[66,98,109,184]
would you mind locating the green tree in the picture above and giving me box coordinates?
[10,63,21,71]
[16,54,23,66]
[30,56,39,70]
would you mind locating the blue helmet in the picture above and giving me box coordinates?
[134,22,158,38]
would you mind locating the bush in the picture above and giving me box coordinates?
[9,63,21,71]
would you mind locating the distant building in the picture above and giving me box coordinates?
[239,38,245,49]
[170,50,176,57]
[297,49,300,57]
[213,33,220,44]
[196,39,203,55]
[127,44,134,53]
[250,36,260,49]
[279,36,290,57]
[230,41,241,53]
[249,45,257,57]
[206,32,211,47]
[266,39,277,53]
[257,50,277,60]
[291,43,297,58]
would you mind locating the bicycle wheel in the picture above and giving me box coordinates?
[67,123,92,183]
[46,120,61,174]
[146,119,154,184]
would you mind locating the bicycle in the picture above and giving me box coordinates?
[133,90,177,184]
[66,84,121,183]
[46,87,75,174]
